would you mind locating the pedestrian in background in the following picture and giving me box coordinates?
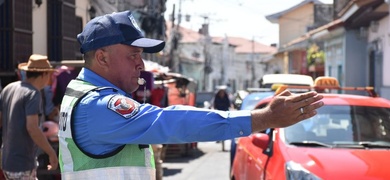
[58,10,323,180]
[16,68,59,122]
[213,88,233,151]
[0,54,59,179]
[213,88,232,111]
[41,85,60,122]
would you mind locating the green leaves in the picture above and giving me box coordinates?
[307,44,325,65]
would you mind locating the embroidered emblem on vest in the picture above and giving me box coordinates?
[108,95,139,118]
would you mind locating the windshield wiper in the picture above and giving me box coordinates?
[332,141,390,149]
[331,142,365,149]
[358,141,390,148]
[289,141,332,147]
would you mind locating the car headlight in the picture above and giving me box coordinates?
[285,161,321,180]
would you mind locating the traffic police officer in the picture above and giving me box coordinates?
[58,10,324,180]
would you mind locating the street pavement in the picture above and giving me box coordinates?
[163,140,232,180]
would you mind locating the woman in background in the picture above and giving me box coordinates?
[213,88,232,151]
[213,89,232,111]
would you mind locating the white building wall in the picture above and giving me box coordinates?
[227,46,237,89]
[228,52,269,89]
[181,43,202,60]
[209,43,222,89]
[32,0,91,56]
[368,16,390,85]
[76,0,91,26]
[179,43,204,90]
[255,54,269,85]
[32,1,47,55]
[324,36,344,79]
[207,42,250,91]
[368,15,390,99]
[234,53,252,88]
[265,58,284,74]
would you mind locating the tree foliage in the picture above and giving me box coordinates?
[307,43,325,66]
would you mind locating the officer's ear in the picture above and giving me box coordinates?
[95,48,109,67]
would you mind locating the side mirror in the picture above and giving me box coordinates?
[251,133,269,149]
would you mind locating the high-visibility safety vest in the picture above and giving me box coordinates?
[59,79,155,180]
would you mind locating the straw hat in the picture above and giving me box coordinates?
[18,54,56,72]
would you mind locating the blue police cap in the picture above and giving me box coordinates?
[77,10,165,54]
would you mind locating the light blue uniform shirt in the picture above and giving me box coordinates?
[74,68,252,155]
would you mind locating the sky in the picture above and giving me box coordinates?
[165,0,333,46]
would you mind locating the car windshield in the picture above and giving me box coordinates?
[240,92,273,110]
[284,105,390,147]
[195,92,214,107]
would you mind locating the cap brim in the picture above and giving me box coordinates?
[124,38,165,53]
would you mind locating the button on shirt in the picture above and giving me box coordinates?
[74,68,252,155]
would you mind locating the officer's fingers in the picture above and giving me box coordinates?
[298,101,324,119]
[308,101,324,112]
[295,94,323,111]
[289,91,319,103]
[276,89,292,97]
[298,109,318,120]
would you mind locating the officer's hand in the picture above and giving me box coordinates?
[250,90,324,132]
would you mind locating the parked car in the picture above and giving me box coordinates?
[259,73,314,88]
[195,91,214,108]
[232,88,271,110]
[230,91,274,167]
[238,91,274,111]
[231,77,390,180]
[230,74,315,170]
[233,74,314,109]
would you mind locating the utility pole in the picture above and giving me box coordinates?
[251,36,264,87]
[168,0,187,73]
[174,0,183,74]
[202,38,211,91]
[221,36,229,85]
[252,37,256,87]
[168,4,177,72]
[201,15,212,91]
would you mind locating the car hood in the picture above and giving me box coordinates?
[286,147,390,179]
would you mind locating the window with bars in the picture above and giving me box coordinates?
[0,0,32,74]
[47,0,78,61]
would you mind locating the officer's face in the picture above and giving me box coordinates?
[103,44,145,93]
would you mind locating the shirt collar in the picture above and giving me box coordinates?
[77,68,129,96]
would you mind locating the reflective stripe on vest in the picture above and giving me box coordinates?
[59,79,155,179]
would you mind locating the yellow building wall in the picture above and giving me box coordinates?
[279,4,314,46]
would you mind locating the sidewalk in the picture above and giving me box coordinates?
[163,141,231,180]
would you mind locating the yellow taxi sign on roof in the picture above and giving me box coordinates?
[271,83,285,91]
[314,76,340,88]
[274,85,288,96]
[271,76,378,97]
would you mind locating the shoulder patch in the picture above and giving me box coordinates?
[107,95,140,119]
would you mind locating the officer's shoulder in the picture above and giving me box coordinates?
[84,87,122,100]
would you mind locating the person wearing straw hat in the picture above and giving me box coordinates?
[58,10,323,180]
[0,54,58,179]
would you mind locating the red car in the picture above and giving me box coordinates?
[231,77,390,180]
